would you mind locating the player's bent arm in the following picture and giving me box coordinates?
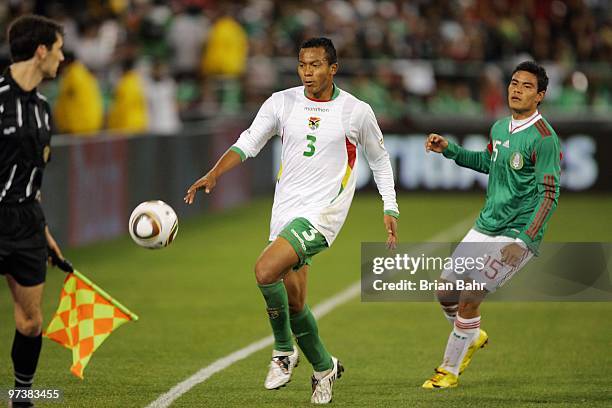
[209,149,244,179]
[442,140,492,174]
[231,94,280,159]
[185,95,280,204]
[516,136,561,250]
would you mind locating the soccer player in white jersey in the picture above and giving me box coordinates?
[185,37,399,404]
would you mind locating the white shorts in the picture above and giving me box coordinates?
[440,229,533,293]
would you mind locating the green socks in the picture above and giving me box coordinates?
[290,305,333,372]
[258,281,293,352]
[258,282,333,371]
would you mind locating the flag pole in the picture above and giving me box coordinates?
[72,270,139,321]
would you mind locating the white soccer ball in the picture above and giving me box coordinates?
[129,200,178,249]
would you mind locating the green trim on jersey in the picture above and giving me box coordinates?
[303,83,340,101]
[331,84,340,100]
[278,218,328,270]
[384,210,399,219]
[230,146,247,162]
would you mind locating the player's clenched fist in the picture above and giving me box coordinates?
[425,133,449,153]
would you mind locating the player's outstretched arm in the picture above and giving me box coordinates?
[185,94,280,204]
[426,133,491,174]
[184,149,242,204]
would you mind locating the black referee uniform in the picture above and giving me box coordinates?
[0,68,53,286]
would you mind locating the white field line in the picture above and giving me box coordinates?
[145,217,475,408]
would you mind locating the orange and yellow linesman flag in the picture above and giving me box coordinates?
[44,270,139,378]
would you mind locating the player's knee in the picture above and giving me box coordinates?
[254,258,279,285]
[16,315,43,337]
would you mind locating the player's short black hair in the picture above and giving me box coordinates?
[300,37,337,65]
[8,15,64,62]
[512,61,548,93]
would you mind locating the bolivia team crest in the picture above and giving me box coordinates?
[308,117,320,131]
[510,151,524,170]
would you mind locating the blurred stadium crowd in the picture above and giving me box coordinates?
[0,0,610,135]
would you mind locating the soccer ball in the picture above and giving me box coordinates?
[129,200,178,249]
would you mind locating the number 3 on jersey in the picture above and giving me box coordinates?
[303,135,317,157]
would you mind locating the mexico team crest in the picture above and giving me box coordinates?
[510,151,524,170]
[308,117,320,131]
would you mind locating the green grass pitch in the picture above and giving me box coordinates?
[1,193,610,407]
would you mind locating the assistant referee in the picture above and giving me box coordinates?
[0,15,67,408]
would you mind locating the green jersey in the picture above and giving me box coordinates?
[443,113,561,253]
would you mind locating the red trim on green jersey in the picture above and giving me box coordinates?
[534,119,551,137]
[526,174,556,239]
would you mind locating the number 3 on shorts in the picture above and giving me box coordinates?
[303,135,316,157]
[302,228,317,241]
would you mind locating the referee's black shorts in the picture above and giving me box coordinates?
[0,201,48,287]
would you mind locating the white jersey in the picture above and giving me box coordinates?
[232,85,399,245]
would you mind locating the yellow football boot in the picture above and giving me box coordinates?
[459,329,488,374]
[422,367,458,389]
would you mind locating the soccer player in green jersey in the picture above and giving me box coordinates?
[422,61,561,389]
